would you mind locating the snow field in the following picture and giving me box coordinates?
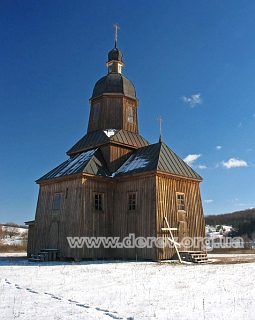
[1,256,255,319]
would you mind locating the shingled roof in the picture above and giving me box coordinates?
[114,141,202,180]
[38,141,202,182]
[67,129,150,155]
[37,148,110,181]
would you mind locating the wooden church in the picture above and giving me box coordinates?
[26,29,207,262]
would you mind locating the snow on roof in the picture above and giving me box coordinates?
[103,129,118,138]
[55,149,96,177]
[113,154,150,177]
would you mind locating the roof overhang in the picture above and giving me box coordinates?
[25,220,35,226]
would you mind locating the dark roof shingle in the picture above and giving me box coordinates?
[67,129,150,155]
[38,141,202,182]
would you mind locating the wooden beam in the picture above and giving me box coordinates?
[163,216,183,264]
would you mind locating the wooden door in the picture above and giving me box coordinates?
[49,222,59,249]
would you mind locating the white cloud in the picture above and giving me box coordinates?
[183,154,202,165]
[221,158,248,169]
[181,93,202,108]
[215,146,222,150]
[204,200,213,203]
[235,203,251,206]
[197,165,207,169]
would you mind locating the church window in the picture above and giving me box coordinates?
[128,192,137,211]
[53,193,61,211]
[108,63,113,73]
[93,104,100,121]
[94,193,103,211]
[177,193,185,211]
[127,106,134,123]
[118,64,122,73]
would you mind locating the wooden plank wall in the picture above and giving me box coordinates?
[122,97,138,133]
[88,96,123,132]
[33,179,83,256]
[111,175,157,260]
[33,177,112,259]
[156,174,206,260]
[32,173,205,261]
[100,144,134,173]
[78,177,112,259]
[87,96,138,134]
[26,225,34,257]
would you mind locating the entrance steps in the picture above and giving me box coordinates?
[177,251,208,264]
[28,249,58,262]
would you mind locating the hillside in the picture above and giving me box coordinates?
[205,208,255,238]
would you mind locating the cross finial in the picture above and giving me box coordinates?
[157,116,164,142]
[113,23,120,48]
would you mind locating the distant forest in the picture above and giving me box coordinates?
[205,208,255,239]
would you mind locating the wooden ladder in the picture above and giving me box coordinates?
[162,216,182,264]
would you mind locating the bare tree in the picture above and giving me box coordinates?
[4,222,19,238]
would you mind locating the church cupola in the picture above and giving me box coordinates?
[106,47,124,74]
[106,24,124,74]
[88,24,139,134]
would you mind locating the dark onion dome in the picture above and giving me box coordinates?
[108,47,123,62]
[91,73,136,99]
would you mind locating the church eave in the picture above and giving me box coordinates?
[36,172,84,185]
[89,92,139,103]
[156,170,203,182]
[112,170,203,182]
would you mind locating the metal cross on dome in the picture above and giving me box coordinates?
[113,23,120,47]
[157,116,164,138]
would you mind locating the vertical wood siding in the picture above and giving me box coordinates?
[100,144,134,173]
[87,96,138,133]
[111,175,157,260]
[122,97,138,133]
[156,175,206,260]
[32,173,205,261]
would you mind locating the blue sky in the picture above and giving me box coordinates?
[1,0,254,225]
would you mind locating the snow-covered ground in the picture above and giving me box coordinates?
[1,253,255,319]
[1,226,28,245]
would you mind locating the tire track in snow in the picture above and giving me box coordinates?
[4,279,134,320]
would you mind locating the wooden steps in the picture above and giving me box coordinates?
[29,249,58,262]
[178,251,208,264]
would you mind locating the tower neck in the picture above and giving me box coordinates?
[106,60,124,74]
